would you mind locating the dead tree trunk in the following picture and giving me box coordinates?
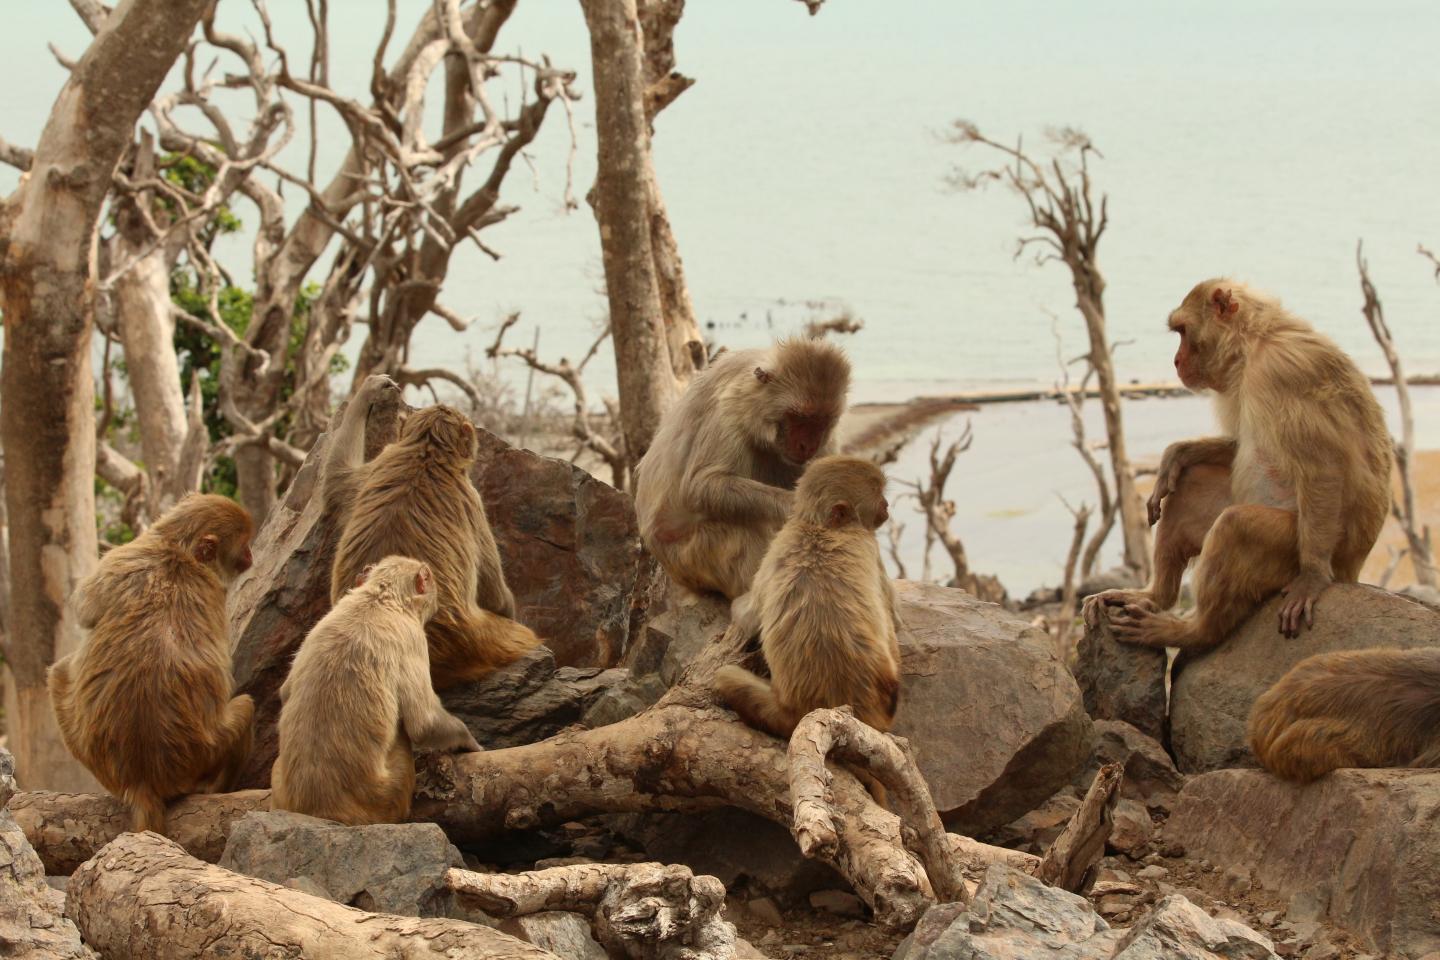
[67,831,560,960]
[0,0,210,790]
[580,0,681,463]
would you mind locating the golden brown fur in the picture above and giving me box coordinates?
[271,556,480,825]
[326,376,539,688]
[636,339,850,599]
[1248,648,1440,782]
[49,494,256,833]
[1084,280,1392,650]
[714,456,902,745]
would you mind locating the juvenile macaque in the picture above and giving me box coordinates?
[327,376,539,688]
[1249,648,1440,782]
[636,339,851,599]
[714,456,902,746]
[48,494,255,833]
[1084,280,1391,649]
[272,555,481,825]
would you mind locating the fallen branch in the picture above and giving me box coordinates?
[1035,761,1122,892]
[67,831,558,959]
[788,707,967,905]
[446,861,735,959]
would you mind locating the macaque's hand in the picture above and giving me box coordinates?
[1147,469,1176,527]
[1278,571,1331,638]
[455,731,484,754]
[359,373,401,407]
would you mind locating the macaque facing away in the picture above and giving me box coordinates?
[636,338,851,599]
[49,494,256,833]
[326,375,539,688]
[714,456,902,744]
[271,555,481,826]
[1085,280,1391,649]
[1249,647,1440,782]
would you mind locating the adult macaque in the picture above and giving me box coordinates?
[636,339,851,599]
[272,556,481,825]
[327,376,539,688]
[1084,280,1391,649]
[1249,648,1440,782]
[48,495,255,833]
[714,456,902,749]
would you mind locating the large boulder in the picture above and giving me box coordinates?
[228,401,649,788]
[893,863,1275,960]
[1169,585,1440,773]
[0,749,93,958]
[1163,768,1440,959]
[893,581,1093,834]
[219,811,463,917]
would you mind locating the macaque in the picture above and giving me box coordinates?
[636,338,851,599]
[48,494,256,833]
[327,376,539,688]
[714,456,902,747]
[1084,280,1391,650]
[272,556,481,825]
[1249,648,1440,782]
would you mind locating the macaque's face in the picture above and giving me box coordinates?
[1168,302,1217,392]
[778,411,833,466]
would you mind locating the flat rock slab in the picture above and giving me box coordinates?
[1163,768,1440,959]
[1169,585,1440,773]
[893,582,1093,834]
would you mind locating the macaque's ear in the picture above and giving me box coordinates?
[1210,287,1239,320]
[355,563,376,587]
[414,568,430,595]
[194,535,218,564]
[754,367,774,385]
[827,502,855,528]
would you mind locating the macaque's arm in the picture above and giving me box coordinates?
[399,658,482,753]
[1149,437,1238,525]
[324,375,399,503]
[683,464,794,525]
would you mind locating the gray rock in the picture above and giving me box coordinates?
[219,811,462,916]
[1164,768,1440,958]
[499,912,607,960]
[1107,798,1155,857]
[0,749,94,958]
[1080,720,1185,815]
[893,581,1093,834]
[442,646,626,748]
[1169,584,1440,773]
[1073,618,1168,743]
[1111,895,1276,959]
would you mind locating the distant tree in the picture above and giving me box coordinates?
[946,125,1152,580]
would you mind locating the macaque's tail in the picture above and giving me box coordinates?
[128,787,167,835]
[429,609,543,689]
[714,665,797,739]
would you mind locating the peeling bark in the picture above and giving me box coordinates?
[1036,761,1122,892]
[67,831,560,960]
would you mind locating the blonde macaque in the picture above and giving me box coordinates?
[271,556,481,825]
[714,456,902,746]
[326,375,539,688]
[49,494,256,833]
[1249,648,1440,782]
[1085,280,1391,649]
[636,338,851,600]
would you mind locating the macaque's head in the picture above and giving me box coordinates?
[750,339,850,466]
[402,404,478,465]
[796,455,889,531]
[1167,279,1255,393]
[355,555,440,620]
[157,493,255,583]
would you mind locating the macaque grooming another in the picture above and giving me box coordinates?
[636,338,851,599]
[48,494,256,833]
[1249,648,1440,782]
[272,556,481,825]
[714,456,902,745]
[1084,280,1391,649]
[327,376,539,688]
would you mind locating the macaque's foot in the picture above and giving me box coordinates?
[1278,571,1331,638]
[1082,589,1157,629]
[1108,604,1187,649]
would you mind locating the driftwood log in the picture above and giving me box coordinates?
[446,861,734,959]
[66,831,559,960]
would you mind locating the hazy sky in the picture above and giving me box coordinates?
[3,1,1439,402]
